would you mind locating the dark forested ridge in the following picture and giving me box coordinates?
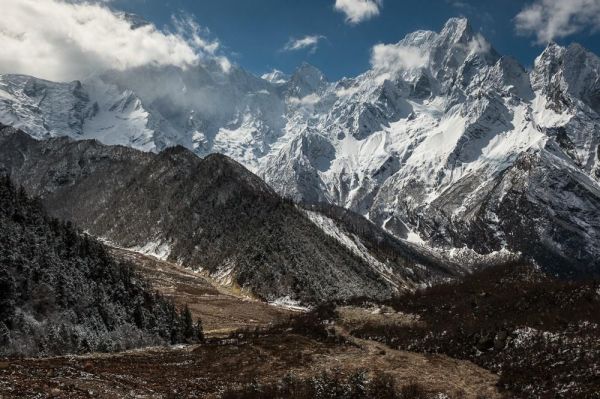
[0,126,457,303]
[0,175,202,357]
[349,263,600,398]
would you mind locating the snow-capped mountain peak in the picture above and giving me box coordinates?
[1,17,600,276]
[285,62,330,99]
[262,69,291,85]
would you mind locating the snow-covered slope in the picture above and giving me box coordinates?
[0,74,172,151]
[1,17,599,275]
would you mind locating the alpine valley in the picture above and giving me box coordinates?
[3,9,600,398]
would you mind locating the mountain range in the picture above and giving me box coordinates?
[1,17,599,278]
[0,124,457,304]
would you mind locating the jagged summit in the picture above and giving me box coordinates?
[285,62,329,98]
[262,69,290,85]
[532,40,600,115]
[116,12,150,30]
[441,17,472,43]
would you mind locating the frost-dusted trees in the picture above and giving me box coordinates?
[0,175,203,357]
[0,268,15,329]
[196,319,205,342]
[182,305,195,342]
[170,305,204,344]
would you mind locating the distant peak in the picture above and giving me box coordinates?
[496,55,529,77]
[538,41,566,60]
[285,63,329,98]
[566,42,587,54]
[445,16,469,25]
[116,12,149,30]
[293,62,328,81]
[437,17,475,47]
[262,69,290,85]
[264,68,284,74]
[544,41,564,52]
[442,17,471,33]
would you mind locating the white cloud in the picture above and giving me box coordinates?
[0,0,229,82]
[469,33,492,55]
[515,0,600,44]
[171,14,220,55]
[370,44,428,72]
[334,0,383,25]
[215,56,232,73]
[452,1,470,8]
[370,43,429,84]
[335,86,360,97]
[287,93,322,107]
[283,35,327,54]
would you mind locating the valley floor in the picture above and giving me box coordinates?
[0,328,500,398]
[109,248,292,337]
[0,250,501,398]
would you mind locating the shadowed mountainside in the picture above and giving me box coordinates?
[0,125,457,304]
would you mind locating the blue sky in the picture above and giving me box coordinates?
[2,0,600,82]
[106,0,600,81]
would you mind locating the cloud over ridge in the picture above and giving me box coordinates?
[370,44,427,72]
[0,0,227,81]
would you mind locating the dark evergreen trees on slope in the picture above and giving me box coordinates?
[0,175,203,357]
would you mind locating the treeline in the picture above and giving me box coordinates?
[0,175,203,357]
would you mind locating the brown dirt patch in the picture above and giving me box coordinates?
[0,332,500,398]
[337,305,424,332]
[110,248,292,336]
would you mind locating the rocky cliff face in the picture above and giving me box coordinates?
[1,17,599,276]
[0,125,455,304]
